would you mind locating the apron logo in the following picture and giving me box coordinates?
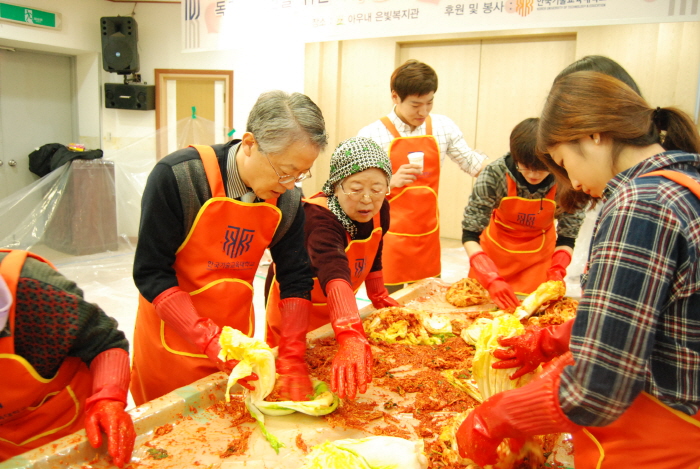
[223,226,255,258]
[354,258,366,277]
[516,212,536,227]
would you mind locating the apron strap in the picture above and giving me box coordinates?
[190,145,226,198]
[302,192,328,207]
[640,170,700,198]
[425,115,432,135]
[380,117,401,138]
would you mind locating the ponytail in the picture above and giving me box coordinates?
[654,107,700,154]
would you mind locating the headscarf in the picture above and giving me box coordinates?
[321,137,392,239]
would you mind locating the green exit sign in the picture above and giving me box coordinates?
[0,2,61,29]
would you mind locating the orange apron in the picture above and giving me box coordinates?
[130,145,282,405]
[265,194,382,348]
[380,116,441,286]
[473,174,556,294]
[0,250,92,460]
[571,169,700,468]
[572,392,700,468]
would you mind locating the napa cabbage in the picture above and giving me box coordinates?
[218,327,339,453]
[299,436,428,469]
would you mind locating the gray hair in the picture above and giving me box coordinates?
[246,90,328,155]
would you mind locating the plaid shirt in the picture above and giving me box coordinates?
[560,151,700,426]
[357,109,486,177]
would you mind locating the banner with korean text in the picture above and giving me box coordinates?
[183,0,699,51]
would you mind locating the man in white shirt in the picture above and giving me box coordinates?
[358,59,486,292]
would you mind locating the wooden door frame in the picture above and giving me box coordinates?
[155,69,233,160]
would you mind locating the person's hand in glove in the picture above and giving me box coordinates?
[153,286,258,390]
[327,279,373,399]
[364,270,399,309]
[491,319,574,379]
[84,348,135,468]
[203,339,259,390]
[469,251,520,309]
[276,297,314,401]
[456,353,580,466]
[547,248,573,283]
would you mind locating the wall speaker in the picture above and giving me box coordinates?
[101,16,140,74]
[105,83,155,110]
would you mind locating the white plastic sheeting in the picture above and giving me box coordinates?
[0,116,225,253]
[0,116,235,411]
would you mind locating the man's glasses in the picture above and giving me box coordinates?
[263,152,312,184]
[339,182,390,201]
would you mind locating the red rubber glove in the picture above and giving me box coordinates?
[327,279,373,400]
[547,249,572,282]
[469,251,520,309]
[364,270,399,309]
[84,348,135,468]
[276,297,314,401]
[492,318,574,379]
[456,353,580,466]
[153,287,257,390]
[205,339,259,391]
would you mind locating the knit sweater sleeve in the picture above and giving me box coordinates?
[555,203,587,243]
[10,255,128,380]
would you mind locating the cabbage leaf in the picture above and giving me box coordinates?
[300,436,427,469]
[471,315,533,400]
[218,327,339,453]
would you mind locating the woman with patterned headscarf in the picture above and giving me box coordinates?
[265,137,399,401]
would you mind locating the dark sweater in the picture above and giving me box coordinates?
[304,195,390,293]
[133,142,313,303]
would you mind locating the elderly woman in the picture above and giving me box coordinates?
[265,137,399,400]
[131,91,327,405]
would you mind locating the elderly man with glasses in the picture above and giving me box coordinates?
[131,90,328,405]
[461,117,587,309]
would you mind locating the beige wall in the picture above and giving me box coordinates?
[303,22,700,240]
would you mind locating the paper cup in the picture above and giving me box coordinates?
[407,151,424,171]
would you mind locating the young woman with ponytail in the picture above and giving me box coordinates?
[456,70,700,468]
